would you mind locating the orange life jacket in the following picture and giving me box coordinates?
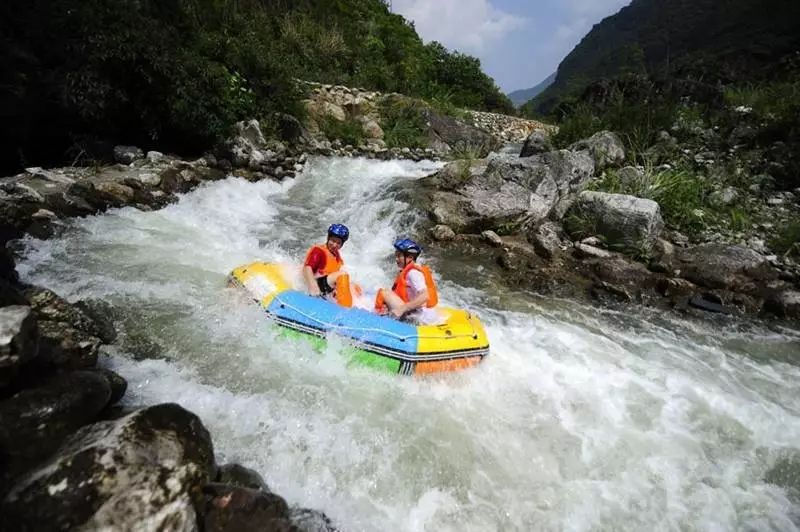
[304,244,342,277]
[375,262,438,311]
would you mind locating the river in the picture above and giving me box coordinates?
[16,156,800,531]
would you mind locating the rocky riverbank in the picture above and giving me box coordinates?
[409,129,800,323]
[0,130,343,529]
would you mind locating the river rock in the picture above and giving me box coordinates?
[90,367,128,405]
[429,224,456,242]
[36,320,101,369]
[1,403,214,531]
[202,484,298,532]
[574,243,613,259]
[764,290,800,319]
[113,145,144,165]
[0,371,111,484]
[565,191,664,253]
[23,287,104,337]
[425,150,594,233]
[569,130,625,170]
[519,130,552,157]
[216,464,270,492]
[74,299,118,344]
[676,244,774,291]
[0,306,38,389]
[289,507,339,532]
[527,221,564,260]
[423,109,498,157]
[482,230,504,247]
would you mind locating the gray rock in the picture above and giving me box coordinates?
[1,403,214,531]
[0,371,111,482]
[481,230,504,247]
[574,243,613,259]
[764,290,800,319]
[289,507,339,532]
[146,151,166,164]
[617,166,644,189]
[519,130,552,157]
[424,150,594,233]
[710,186,739,206]
[565,191,664,252]
[430,224,456,242]
[569,131,625,170]
[113,145,144,165]
[423,110,498,156]
[676,244,774,291]
[528,221,563,260]
[0,306,38,388]
[36,320,101,369]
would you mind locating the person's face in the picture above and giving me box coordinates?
[327,236,344,252]
[394,251,412,269]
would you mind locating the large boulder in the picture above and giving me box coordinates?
[202,484,292,532]
[424,150,595,233]
[565,191,664,253]
[0,306,38,389]
[1,403,215,531]
[0,371,111,484]
[519,130,553,157]
[569,130,625,170]
[675,244,774,291]
[764,290,800,320]
[112,145,144,165]
[423,110,498,156]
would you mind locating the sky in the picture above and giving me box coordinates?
[390,0,631,93]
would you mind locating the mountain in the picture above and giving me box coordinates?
[507,73,555,107]
[524,0,800,116]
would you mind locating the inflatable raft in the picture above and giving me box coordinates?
[228,262,489,375]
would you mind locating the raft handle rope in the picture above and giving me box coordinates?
[273,294,480,342]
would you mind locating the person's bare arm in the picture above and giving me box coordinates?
[303,265,321,296]
[391,289,427,318]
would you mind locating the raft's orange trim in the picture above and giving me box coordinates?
[413,356,482,375]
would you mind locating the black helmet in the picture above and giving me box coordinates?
[327,223,349,243]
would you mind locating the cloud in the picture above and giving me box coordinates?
[391,0,527,54]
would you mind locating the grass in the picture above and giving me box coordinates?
[380,98,428,149]
[318,116,364,147]
[770,222,800,257]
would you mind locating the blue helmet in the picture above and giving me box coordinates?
[327,223,349,243]
[394,238,422,256]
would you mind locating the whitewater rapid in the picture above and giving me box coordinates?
[17,156,800,531]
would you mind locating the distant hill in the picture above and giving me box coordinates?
[524,0,800,116]
[507,73,555,107]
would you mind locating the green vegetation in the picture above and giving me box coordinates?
[380,98,429,149]
[0,0,512,173]
[770,222,800,257]
[524,0,800,116]
[318,117,364,148]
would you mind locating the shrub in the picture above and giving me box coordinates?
[380,98,428,149]
[318,116,364,147]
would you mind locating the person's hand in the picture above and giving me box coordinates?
[308,284,321,297]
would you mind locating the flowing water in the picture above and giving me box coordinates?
[16,156,800,531]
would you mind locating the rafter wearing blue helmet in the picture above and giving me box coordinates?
[374,238,441,324]
[302,223,353,307]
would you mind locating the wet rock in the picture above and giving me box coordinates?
[36,321,101,369]
[0,371,111,483]
[764,290,800,319]
[565,191,664,253]
[676,244,774,291]
[90,367,128,405]
[591,281,632,302]
[74,299,118,344]
[216,464,269,492]
[113,145,144,165]
[202,484,293,532]
[23,287,104,338]
[1,403,214,531]
[656,277,697,298]
[289,507,339,532]
[519,130,552,157]
[95,181,135,206]
[0,278,27,307]
[429,224,456,242]
[569,130,625,170]
[0,306,38,389]
[587,257,653,287]
[689,293,730,314]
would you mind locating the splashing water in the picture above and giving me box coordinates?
[17,156,800,531]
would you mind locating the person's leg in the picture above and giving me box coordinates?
[381,289,405,314]
[325,271,352,307]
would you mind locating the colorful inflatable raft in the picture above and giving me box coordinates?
[228,262,489,375]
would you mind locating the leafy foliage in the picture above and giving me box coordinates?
[0,0,511,173]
